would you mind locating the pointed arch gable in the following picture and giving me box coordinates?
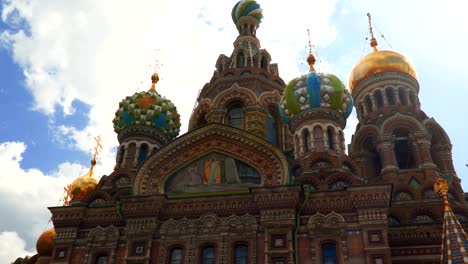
[423,118,451,145]
[258,90,282,108]
[189,98,212,130]
[212,83,257,109]
[381,113,424,134]
[349,124,379,153]
[134,124,289,195]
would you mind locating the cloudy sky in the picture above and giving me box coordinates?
[1,0,467,262]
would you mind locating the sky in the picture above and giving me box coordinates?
[0,0,467,262]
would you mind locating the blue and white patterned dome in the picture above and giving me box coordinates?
[279,71,353,124]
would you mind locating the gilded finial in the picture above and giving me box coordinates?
[150,72,159,91]
[150,49,161,92]
[367,13,378,52]
[434,177,450,209]
[306,29,316,72]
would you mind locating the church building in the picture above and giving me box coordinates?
[15,1,468,263]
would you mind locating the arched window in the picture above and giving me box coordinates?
[169,248,183,264]
[313,126,324,151]
[137,143,149,166]
[394,128,415,169]
[234,244,248,264]
[302,129,310,152]
[266,111,278,146]
[228,104,244,129]
[409,92,416,104]
[322,242,337,264]
[261,57,268,69]
[399,88,407,105]
[386,87,395,105]
[365,96,373,113]
[363,137,381,178]
[95,255,108,264]
[327,127,335,150]
[237,53,245,68]
[201,246,215,264]
[374,90,383,108]
[117,145,125,165]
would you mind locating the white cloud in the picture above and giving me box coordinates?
[0,231,35,264]
[0,0,340,161]
[0,141,84,255]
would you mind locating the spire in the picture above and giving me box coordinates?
[367,13,378,52]
[434,177,468,263]
[306,29,316,72]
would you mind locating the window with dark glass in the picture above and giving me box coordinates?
[201,246,215,264]
[234,244,248,264]
[237,53,245,68]
[302,129,310,152]
[95,255,108,264]
[266,111,278,145]
[322,242,337,264]
[169,248,183,264]
[394,129,414,169]
[117,146,125,165]
[327,127,335,150]
[261,57,268,69]
[137,143,149,166]
[228,105,243,129]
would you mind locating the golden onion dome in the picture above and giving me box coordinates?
[67,158,98,201]
[349,47,417,91]
[349,13,417,91]
[69,172,98,200]
[36,228,56,256]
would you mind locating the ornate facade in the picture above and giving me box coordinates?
[16,2,467,264]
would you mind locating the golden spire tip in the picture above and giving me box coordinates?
[150,72,159,91]
[367,13,378,52]
[306,29,316,72]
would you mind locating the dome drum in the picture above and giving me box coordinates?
[117,124,170,146]
[351,71,420,102]
[289,107,346,133]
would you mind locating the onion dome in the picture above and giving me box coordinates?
[279,54,353,124]
[67,159,98,200]
[36,228,55,256]
[348,14,417,91]
[113,73,181,139]
[65,138,102,204]
[231,0,263,24]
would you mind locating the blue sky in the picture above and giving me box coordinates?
[1,0,468,262]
